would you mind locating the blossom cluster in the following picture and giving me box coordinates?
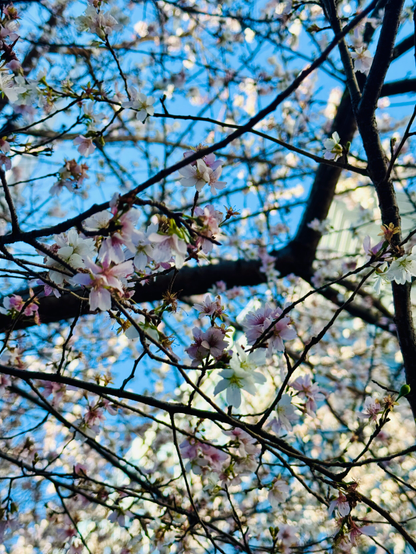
[40,194,226,310]
[179,150,226,195]
[363,227,416,292]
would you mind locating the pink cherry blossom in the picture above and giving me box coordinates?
[243,303,297,354]
[347,521,377,546]
[193,294,224,318]
[72,258,134,311]
[328,493,350,517]
[291,374,325,415]
[186,326,228,366]
[359,397,382,422]
[194,204,223,253]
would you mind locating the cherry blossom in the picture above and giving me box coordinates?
[72,258,134,311]
[0,70,25,103]
[347,521,377,546]
[363,235,387,263]
[99,210,140,263]
[0,2,415,552]
[76,6,121,39]
[184,150,224,171]
[277,525,298,553]
[179,158,211,192]
[131,223,157,271]
[328,493,350,518]
[385,248,416,285]
[122,87,155,122]
[50,159,89,196]
[291,374,325,415]
[0,294,39,320]
[148,228,188,268]
[180,438,229,474]
[272,394,299,433]
[213,342,266,408]
[73,135,96,157]
[351,47,373,74]
[268,479,290,508]
[193,294,224,318]
[193,204,223,253]
[243,304,297,354]
[0,137,10,153]
[323,131,343,161]
[359,397,382,422]
[307,217,329,233]
[224,427,258,457]
[46,230,96,286]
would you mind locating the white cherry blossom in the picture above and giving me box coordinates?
[73,135,96,157]
[323,131,342,161]
[213,342,266,408]
[351,47,373,74]
[385,248,416,285]
[122,87,155,122]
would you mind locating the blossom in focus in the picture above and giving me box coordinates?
[328,493,350,517]
[351,47,373,74]
[193,294,224,319]
[359,397,382,422]
[184,150,223,171]
[83,210,113,232]
[186,326,228,366]
[385,248,416,285]
[179,158,211,192]
[243,303,297,355]
[148,229,188,268]
[99,209,140,264]
[73,135,96,157]
[207,165,226,195]
[122,87,155,122]
[201,326,229,358]
[179,150,227,194]
[213,342,266,408]
[72,258,134,311]
[323,131,343,161]
[131,223,157,271]
[46,230,96,286]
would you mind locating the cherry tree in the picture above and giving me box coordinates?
[1,0,416,552]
